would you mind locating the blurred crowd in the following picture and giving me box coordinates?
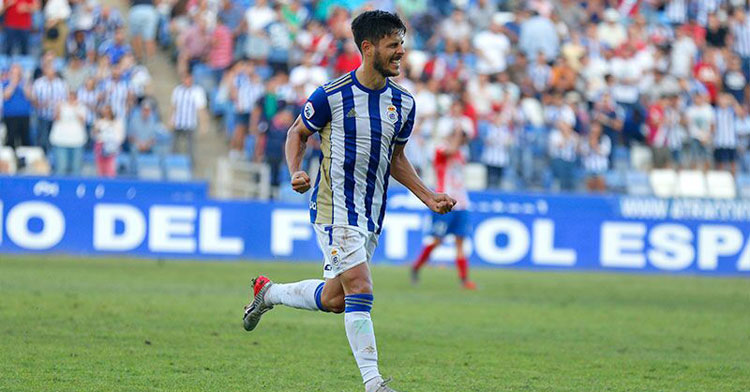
[164,0,750,194]
[0,0,206,178]
[5,0,750,195]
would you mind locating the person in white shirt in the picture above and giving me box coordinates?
[597,9,627,49]
[289,51,330,98]
[93,105,126,177]
[684,93,715,170]
[50,90,87,176]
[473,14,511,76]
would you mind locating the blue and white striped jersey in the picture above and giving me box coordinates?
[301,71,416,234]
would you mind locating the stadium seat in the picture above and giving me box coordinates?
[0,146,17,174]
[464,163,487,191]
[676,170,707,198]
[136,154,163,180]
[625,170,652,196]
[165,154,192,181]
[650,169,677,198]
[630,145,652,171]
[737,174,750,199]
[706,171,737,199]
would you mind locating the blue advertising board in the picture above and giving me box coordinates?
[1,177,749,276]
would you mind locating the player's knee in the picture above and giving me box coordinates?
[321,294,345,314]
[345,276,372,295]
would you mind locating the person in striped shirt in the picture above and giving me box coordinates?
[169,72,207,162]
[580,121,611,192]
[713,93,742,174]
[32,65,68,152]
[242,11,456,392]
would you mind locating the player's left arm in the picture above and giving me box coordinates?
[390,144,456,214]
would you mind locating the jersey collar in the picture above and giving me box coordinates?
[350,70,389,95]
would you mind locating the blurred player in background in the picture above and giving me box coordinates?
[411,127,476,290]
[241,10,456,392]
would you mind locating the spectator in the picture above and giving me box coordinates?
[265,4,293,73]
[177,17,211,76]
[170,73,207,161]
[473,14,511,76]
[93,105,125,177]
[229,60,264,159]
[208,16,234,83]
[685,93,714,170]
[248,73,287,160]
[99,27,133,65]
[128,0,158,61]
[596,8,626,49]
[98,66,133,119]
[66,28,96,62]
[290,51,329,98]
[128,100,161,173]
[713,93,741,174]
[62,55,94,92]
[3,0,39,55]
[548,119,579,191]
[93,5,125,44]
[50,90,87,176]
[32,65,68,152]
[42,0,71,57]
[262,106,293,195]
[332,40,362,76]
[481,111,514,189]
[519,10,559,61]
[723,55,747,104]
[581,121,611,193]
[2,65,33,149]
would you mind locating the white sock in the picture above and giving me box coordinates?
[264,279,326,311]
[344,294,381,385]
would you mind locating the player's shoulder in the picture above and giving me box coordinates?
[321,72,354,94]
[387,79,413,97]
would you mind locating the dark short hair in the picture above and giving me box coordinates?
[350,10,406,52]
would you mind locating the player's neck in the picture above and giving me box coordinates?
[354,66,387,92]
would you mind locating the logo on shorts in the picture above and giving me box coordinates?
[331,248,340,266]
[304,102,315,119]
[386,105,398,123]
[324,264,332,271]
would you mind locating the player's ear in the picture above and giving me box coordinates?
[361,40,373,57]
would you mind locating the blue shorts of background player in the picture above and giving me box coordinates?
[412,209,475,289]
[430,209,470,238]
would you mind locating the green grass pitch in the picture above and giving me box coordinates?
[1,255,749,391]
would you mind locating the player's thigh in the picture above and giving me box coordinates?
[313,224,370,279]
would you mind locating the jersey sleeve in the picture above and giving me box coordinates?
[300,86,331,133]
[395,98,416,145]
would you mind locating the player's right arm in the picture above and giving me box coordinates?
[285,86,331,194]
[285,115,315,193]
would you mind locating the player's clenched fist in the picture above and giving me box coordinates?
[428,192,457,214]
[291,171,311,193]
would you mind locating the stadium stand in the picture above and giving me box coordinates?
[2,0,750,200]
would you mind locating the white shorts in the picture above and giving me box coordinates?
[313,224,379,279]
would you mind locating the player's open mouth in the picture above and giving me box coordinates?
[391,59,401,67]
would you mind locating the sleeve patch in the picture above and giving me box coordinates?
[304,102,315,120]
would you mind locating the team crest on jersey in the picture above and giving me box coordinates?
[304,102,315,119]
[386,105,398,123]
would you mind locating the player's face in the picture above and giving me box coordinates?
[372,33,405,78]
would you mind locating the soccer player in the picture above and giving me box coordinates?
[410,127,476,290]
[242,11,456,392]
